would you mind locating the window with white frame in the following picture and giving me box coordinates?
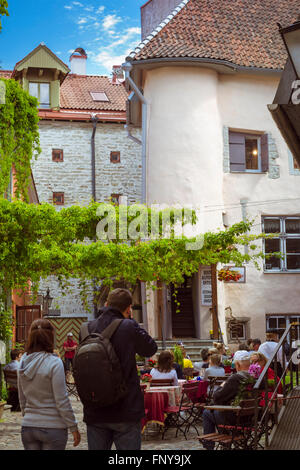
[263,216,300,272]
[29,82,50,108]
[266,315,300,344]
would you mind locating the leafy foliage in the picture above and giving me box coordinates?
[0,0,8,32]
[0,199,266,305]
[0,79,41,200]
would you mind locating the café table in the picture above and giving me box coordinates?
[141,390,169,433]
[147,385,181,406]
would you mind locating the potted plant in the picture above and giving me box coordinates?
[140,373,152,390]
[147,358,157,368]
[223,358,232,374]
[173,344,184,368]
[218,268,242,282]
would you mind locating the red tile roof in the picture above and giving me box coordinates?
[60,74,127,112]
[0,70,13,78]
[0,71,127,120]
[131,0,300,70]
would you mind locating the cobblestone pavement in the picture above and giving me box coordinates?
[0,398,204,451]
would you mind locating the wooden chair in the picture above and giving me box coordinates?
[150,379,174,387]
[162,382,201,440]
[206,376,228,404]
[198,399,260,450]
[65,371,79,400]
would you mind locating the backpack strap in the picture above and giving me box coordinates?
[80,322,90,342]
[101,319,123,340]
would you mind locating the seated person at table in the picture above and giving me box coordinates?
[213,342,228,362]
[203,354,226,382]
[194,348,210,371]
[202,351,251,450]
[150,351,179,386]
[250,351,282,394]
[3,349,22,412]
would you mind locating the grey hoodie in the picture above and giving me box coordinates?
[18,352,78,432]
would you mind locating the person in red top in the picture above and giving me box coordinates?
[63,333,78,372]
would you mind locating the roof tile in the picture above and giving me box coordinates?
[131,0,300,70]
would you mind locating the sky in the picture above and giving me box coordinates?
[0,0,145,76]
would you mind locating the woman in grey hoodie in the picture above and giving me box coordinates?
[18,319,81,450]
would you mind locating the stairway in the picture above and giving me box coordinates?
[268,386,300,450]
[155,338,214,363]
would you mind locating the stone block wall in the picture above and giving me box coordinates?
[32,120,142,318]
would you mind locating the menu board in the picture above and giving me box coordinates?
[201,269,212,306]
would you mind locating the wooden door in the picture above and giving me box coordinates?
[16,305,41,344]
[171,277,195,338]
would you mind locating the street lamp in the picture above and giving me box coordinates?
[43,288,53,316]
[279,19,300,79]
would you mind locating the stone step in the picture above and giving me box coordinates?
[154,338,214,362]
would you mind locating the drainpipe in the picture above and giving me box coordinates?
[91,113,98,318]
[91,114,98,202]
[122,60,149,332]
[122,61,148,205]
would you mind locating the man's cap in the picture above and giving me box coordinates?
[234,350,250,362]
[67,332,73,336]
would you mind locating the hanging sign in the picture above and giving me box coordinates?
[201,269,212,306]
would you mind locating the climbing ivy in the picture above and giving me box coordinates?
[0,79,41,200]
[0,198,266,305]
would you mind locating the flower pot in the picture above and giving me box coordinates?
[0,401,7,420]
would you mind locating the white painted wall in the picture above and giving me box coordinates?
[143,65,300,342]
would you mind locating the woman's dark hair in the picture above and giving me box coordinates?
[157,350,174,373]
[200,348,209,361]
[26,319,55,354]
[238,342,250,351]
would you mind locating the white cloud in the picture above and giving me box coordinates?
[77,18,88,24]
[73,1,83,6]
[64,5,72,10]
[96,6,105,14]
[102,14,122,31]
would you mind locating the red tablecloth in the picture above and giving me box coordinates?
[141,391,169,432]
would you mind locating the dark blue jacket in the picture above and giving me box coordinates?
[83,306,157,424]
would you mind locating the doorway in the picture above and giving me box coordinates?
[171,277,196,338]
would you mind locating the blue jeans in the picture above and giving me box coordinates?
[21,426,68,450]
[86,421,142,450]
[202,409,226,450]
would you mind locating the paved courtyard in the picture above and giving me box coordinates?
[0,398,204,451]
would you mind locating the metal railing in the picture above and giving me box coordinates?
[253,323,300,449]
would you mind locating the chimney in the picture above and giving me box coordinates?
[112,65,125,84]
[141,0,182,40]
[70,48,87,75]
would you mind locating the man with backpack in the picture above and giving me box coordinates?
[74,288,157,450]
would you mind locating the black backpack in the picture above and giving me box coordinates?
[73,319,128,407]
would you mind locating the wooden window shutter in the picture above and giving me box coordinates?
[229,132,246,172]
[260,133,269,172]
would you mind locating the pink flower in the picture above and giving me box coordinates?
[248,363,262,379]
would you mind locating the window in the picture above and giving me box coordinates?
[53,192,64,205]
[263,216,300,271]
[90,92,109,102]
[266,315,300,343]
[52,149,64,162]
[110,151,120,163]
[111,194,121,205]
[29,82,50,109]
[229,131,269,173]
[229,322,246,341]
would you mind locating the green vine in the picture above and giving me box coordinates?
[0,0,8,32]
[0,78,41,200]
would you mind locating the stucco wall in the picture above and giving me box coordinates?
[143,65,300,341]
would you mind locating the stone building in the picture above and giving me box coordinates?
[3,44,142,326]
